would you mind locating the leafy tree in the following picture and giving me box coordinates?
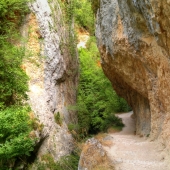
[0,106,36,169]
[0,0,37,168]
[75,0,94,34]
[0,0,29,108]
[0,41,29,108]
[0,0,29,34]
[70,37,130,138]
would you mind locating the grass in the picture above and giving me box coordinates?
[54,112,63,126]
[107,126,123,133]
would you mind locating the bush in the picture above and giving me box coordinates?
[102,113,124,131]
[74,37,130,137]
[0,1,37,168]
[75,0,94,34]
[54,112,63,126]
[0,106,36,169]
[91,0,100,15]
[0,0,29,109]
[0,40,29,108]
[0,0,29,34]
[32,151,79,170]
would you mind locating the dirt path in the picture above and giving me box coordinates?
[104,112,169,170]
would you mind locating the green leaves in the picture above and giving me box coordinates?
[0,134,34,158]
[0,40,29,107]
[0,106,30,140]
[0,0,29,34]
[34,151,79,170]
[76,37,129,136]
[0,0,35,168]
[0,0,29,108]
[0,106,36,166]
[75,0,94,34]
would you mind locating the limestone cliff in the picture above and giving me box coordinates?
[96,0,170,151]
[22,0,78,161]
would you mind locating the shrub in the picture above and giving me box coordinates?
[54,112,63,126]
[91,0,100,15]
[33,151,79,170]
[0,0,30,109]
[74,37,130,137]
[75,0,94,34]
[0,106,36,169]
[0,0,29,34]
[0,40,29,108]
[0,2,36,168]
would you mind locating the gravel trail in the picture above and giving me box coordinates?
[104,112,169,170]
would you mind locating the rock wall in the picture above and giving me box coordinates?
[23,0,78,161]
[78,138,113,170]
[96,0,170,151]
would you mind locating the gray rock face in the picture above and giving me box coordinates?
[25,0,78,161]
[96,0,170,154]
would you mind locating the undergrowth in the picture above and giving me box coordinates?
[54,112,63,126]
[0,0,38,169]
[0,0,30,108]
[91,0,100,15]
[0,106,37,169]
[29,150,80,170]
[69,37,130,140]
[75,0,94,34]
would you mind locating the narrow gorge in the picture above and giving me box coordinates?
[1,0,170,169]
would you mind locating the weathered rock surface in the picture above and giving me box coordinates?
[78,138,113,170]
[96,0,170,155]
[22,0,78,161]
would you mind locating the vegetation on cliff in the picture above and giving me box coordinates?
[75,0,94,34]
[0,0,38,169]
[0,106,36,169]
[29,151,79,170]
[69,37,130,139]
[91,0,100,15]
[0,0,29,108]
[67,0,130,140]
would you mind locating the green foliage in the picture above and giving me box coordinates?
[0,1,37,168]
[74,37,130,137]
[54,112,63,126]
[0,106,36,169]
[33,151,79,170]
[102,113,124,132]
[0,0,30,109]
[0,0,29,34]
[75,0,94,34]
[0,40,29,108]
[90,0,100,15]
[50,0,77,57]
[65,0,78,57]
